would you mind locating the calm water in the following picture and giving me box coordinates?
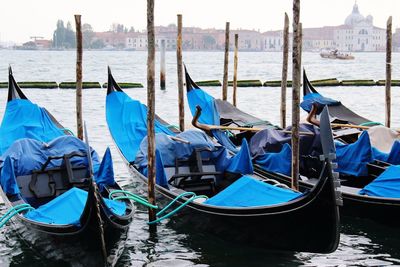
[0,50,399,266]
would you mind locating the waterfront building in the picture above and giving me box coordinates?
[333,3,386,51]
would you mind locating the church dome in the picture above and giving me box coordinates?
[345,3,365,26]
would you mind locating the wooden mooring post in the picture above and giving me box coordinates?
[147,0,157,227]
[177,14,184,132]
[233,34,238,107]
[160,39,166,90]
[74,15,83,140]
[385,16,392,128]
[280,13,289,129]
[222,22,230,101]
[291,0,301,191]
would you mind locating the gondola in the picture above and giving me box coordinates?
[0,67,134,266]
[184,66,400,227]
[105,67,341,253]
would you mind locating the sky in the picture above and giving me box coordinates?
[0,0,399,43]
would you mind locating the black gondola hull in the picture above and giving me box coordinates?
[128,164,340,253]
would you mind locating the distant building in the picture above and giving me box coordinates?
[333,3,386,51]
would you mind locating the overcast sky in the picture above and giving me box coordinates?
[1,0,399,43]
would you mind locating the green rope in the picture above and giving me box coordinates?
[0,204,34,228]
[61,128,75,136]
[166,125,180,131]
[109,190,158,209]
[148,192,208,225]
[359,121,383,126]
[109,189,208,225]
[242,121,270,127]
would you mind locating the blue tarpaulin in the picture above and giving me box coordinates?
[205,175,301,207]
[106,91,175,163]
[359,165,400,198]
[300,92,340,113]
[0,99,65,154]
[255,143,292,176]
[0,136,116,194]
[25,187,126,226]
[335,131,372,176]
[372,140,400,165]
[187,87,220,125]
[136,130,254,180]
[226,139,253,174]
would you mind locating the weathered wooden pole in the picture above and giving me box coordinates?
[280,13,289,128]
[147,0,157,226]
[233,34,239,107]
[177,14,184,131]
[385,16,392,128]
[222,22,230,101]
[291,0,301,191]
[74,15,83,140]
[160,39,166,90]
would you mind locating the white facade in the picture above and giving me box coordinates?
[333,3,386,51]
[126,35,176,50]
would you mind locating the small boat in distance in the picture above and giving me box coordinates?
[320,49,355,60]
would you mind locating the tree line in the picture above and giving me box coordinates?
[52,20,135,49]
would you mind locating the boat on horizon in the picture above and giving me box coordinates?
[320,49,355,60]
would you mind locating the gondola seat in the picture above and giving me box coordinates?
[167,148,221,195]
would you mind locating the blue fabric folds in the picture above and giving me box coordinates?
[226,139,253,174]
[359,165,400,198]
[0,99,65,154]
[95,147,116,191]
[255,143,292,176]
[371,141,400,165]
[335,132,372,176]
[205,176,301,207]
[106,91,175,163]
[0,156,20,195]
[0,136,116,194]
[187,88,220,125]
[25,187,126,226]
[300,92,340,113]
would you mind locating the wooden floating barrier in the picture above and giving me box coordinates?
[102,82,144,88]
[0,81,58,89]
[309,78,340,86]
[377,80,400,86]
[195,80,221,86]
[228,80,262,87]
[59,82,101,89]
[340,79,376,86]
[263,80,293,87]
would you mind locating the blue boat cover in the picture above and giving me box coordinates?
[300,92,340,113]
[226,139,253,174]
[187,87,220,125]
[255,143,292,176]
[359,165,400,198]
[139,149,169,189]
[25,187,126,226]
[371,140,400,165]
[0,99,65,154]
[0,136,116,194]
[135,130,254,179]
[106,91,175,163]
[335,131,372,176]
[205,175,301,207]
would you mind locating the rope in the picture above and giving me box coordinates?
[148,192,208,225]
[61,128,75,136]
[0,203,34,229]
[109,190,208,225]
[360,121,383,126]
[242,121,270,127]
[109,190,158,209]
